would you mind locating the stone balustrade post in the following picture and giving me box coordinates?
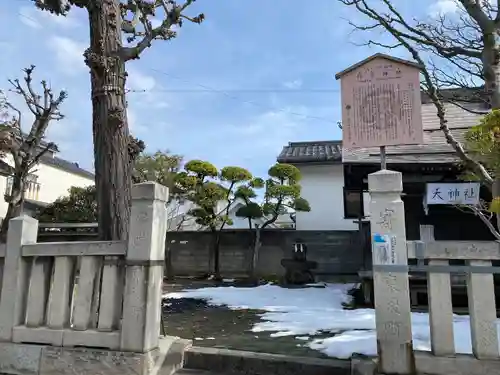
[0,216,38,341]
[369,170,415,375]
[120,182,169,353]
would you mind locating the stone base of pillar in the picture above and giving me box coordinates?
[0,336,191,375]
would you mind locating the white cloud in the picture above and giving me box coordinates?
[127,109,147,134]
[48,36,86,75]
[429,0,458,15]
[126,68,173,109]
[429,0,493,16]
[211,109,303,167]
[283,80,303,89]
[46,118,80,151]
[19,6,82,29]
[228,108,304,152]
[127,68,157,91]
[151,18,163,29]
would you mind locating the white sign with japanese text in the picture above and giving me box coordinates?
[426,182,480,205]
[372,233,397,265]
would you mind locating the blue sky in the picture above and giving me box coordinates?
[0,0,452,179]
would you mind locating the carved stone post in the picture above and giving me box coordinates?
[369,170,415,375]
[120,182,169,353]
[0,216,38,341]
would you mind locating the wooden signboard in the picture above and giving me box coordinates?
[336,54,423,149]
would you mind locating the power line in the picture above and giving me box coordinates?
[130,88,341,93]
[17,10,38,24]
[146,68,340,124]
[14,7,340,125]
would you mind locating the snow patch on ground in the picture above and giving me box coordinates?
[163,284,500,359]
[295,336,310,341]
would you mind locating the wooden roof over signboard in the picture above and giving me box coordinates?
[334,53,423,80]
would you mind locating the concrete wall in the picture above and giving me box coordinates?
[295,164,357,231]
[37,228,365,279]
[166,229,363,278]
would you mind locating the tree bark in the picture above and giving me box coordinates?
[481,26,500,234]
[86,1,131,241]
[493,179,500,233]
[0,173,25,242]
[481,24,500,109]
[251,227,261,280]
[212,230,221,281]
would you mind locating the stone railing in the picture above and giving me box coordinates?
[0,182,169,354]
[406,239,500,359]
[369,169,500,375]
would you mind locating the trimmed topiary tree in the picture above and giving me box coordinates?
[236,163,311,279]
[176,161,253,279]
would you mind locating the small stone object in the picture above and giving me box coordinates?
[281,241,317,285]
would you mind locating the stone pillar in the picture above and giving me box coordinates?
[368,170,415,375]
[120,182,169,353]
[0,216,38,341]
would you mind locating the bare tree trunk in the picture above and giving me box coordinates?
[86,1,131,241]
[213,230,221,280]
[493,179,500,233]
[0,175,24,242]
[251,226,261,281]
[481,28,500,109]
[482,34,500,233]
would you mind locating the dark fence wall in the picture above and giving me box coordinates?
[37,227,364,279]
[38,232,99,242]
[166,229,363,278]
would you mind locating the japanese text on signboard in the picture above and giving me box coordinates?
[339,57,423,148]
[426,183,480,205]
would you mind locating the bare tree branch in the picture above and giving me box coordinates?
[447,99,489,115]
[120,0,204,61]
[340,0,495,187]
[33,0,88,14]
[340,0,500,240]
[28,141,57,170]
[342,0,482,58]
[0,66,67,241]
[456,200,500,240]
[458,0,492,32]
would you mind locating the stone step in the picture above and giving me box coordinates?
[175,369,220,375]
[182,346,364,375]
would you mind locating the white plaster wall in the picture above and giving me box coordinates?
[0,175,8,219]
[363,191,371,218]
[0,155,94,220]
[229,215,255,229]
[295,164,357,231]
[35,163,94,203]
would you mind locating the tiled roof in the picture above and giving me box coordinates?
[0,160,13,176]
[420,86,487,105]
[24,199,49,210]
[40,154,95,179]
[277,141,342,164]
